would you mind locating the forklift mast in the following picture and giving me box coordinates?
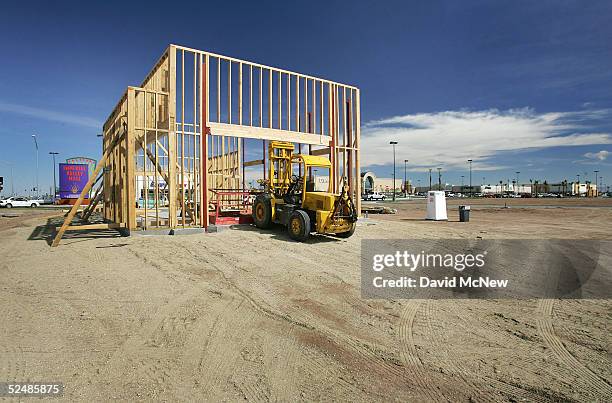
[268,141,295,197]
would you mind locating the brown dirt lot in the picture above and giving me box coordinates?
[0,200,611,401]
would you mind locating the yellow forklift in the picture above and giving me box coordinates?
[252,141,358,241]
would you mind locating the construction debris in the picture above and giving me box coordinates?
[361,205,397,214]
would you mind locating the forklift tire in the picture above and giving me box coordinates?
[253,194,272,229]
[335,222,356,238]
[288,210,310,241]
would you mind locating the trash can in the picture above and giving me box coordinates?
[459,205,470,222]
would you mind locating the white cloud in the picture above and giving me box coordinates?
[584,150,609,161]
[0,101,101,129]
[361,108,612,171]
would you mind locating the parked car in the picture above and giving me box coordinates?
[0,197,43,208]
[363,192,386,201]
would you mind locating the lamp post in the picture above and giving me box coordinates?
[467,159,473,197]
[428,168,432,191]
[437,167,442,191]
[516,171,520,195]
[404,159,408,197]
[32,134,39,197]
[461,175,464,188]
[49,152,59,200]
[390,141,397,201]
[594,170,599,197]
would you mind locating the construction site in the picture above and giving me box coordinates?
[50,44,361,246]
[1,38,611,402]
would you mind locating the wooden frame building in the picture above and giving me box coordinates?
[53,44,360,243]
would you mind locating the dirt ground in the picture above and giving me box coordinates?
[1,200,611,401]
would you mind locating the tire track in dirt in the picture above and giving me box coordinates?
[174,241,331,399]
[71,284,208,400]
[297,346,359,401]
[0,346,27,383]
[265,325,299,402]
[175,241,409,397]
[424,300,497,402]
[216,264,402,384]
[536,299,612,399]
[193,296,259,399]
[445,301,551,402]
[398,300,447,401]
[125,241,278,400]
[0,286,31,382]
[229,332,272,402]
[201,238,404,381]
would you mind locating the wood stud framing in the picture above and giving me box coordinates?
[52,44,360,245]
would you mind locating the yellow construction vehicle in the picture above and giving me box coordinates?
[252,141,358,241]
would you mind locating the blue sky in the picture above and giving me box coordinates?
[0,0,611,195]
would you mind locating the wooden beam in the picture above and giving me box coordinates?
[55,223,126,232]
[126,88,136,229]
[295,75,299,131]
[208,122,330,145]
[181,49,186,228]
[309,147,331,156]
[244,159,264,167]
[217,57,221,123]
[268,69,272,128]
[355,88,361,214]
[202,54,210,228]
[82,183,104,222]
[259,67,263,127]
[168,45,178,227]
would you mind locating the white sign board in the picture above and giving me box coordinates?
[314,176,329,192]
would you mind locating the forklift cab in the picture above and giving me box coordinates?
[289,154,339,215]
[289,154,331,198]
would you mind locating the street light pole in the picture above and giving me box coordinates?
[437,167,442,191]
[404,159,408,197]
[467,159,473,197]
[32,134,39,197]
[594,170,599,197]
[516,171,520,195]
[49,152,59,200]
[390,141,398,201]
[428,168,432,191]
